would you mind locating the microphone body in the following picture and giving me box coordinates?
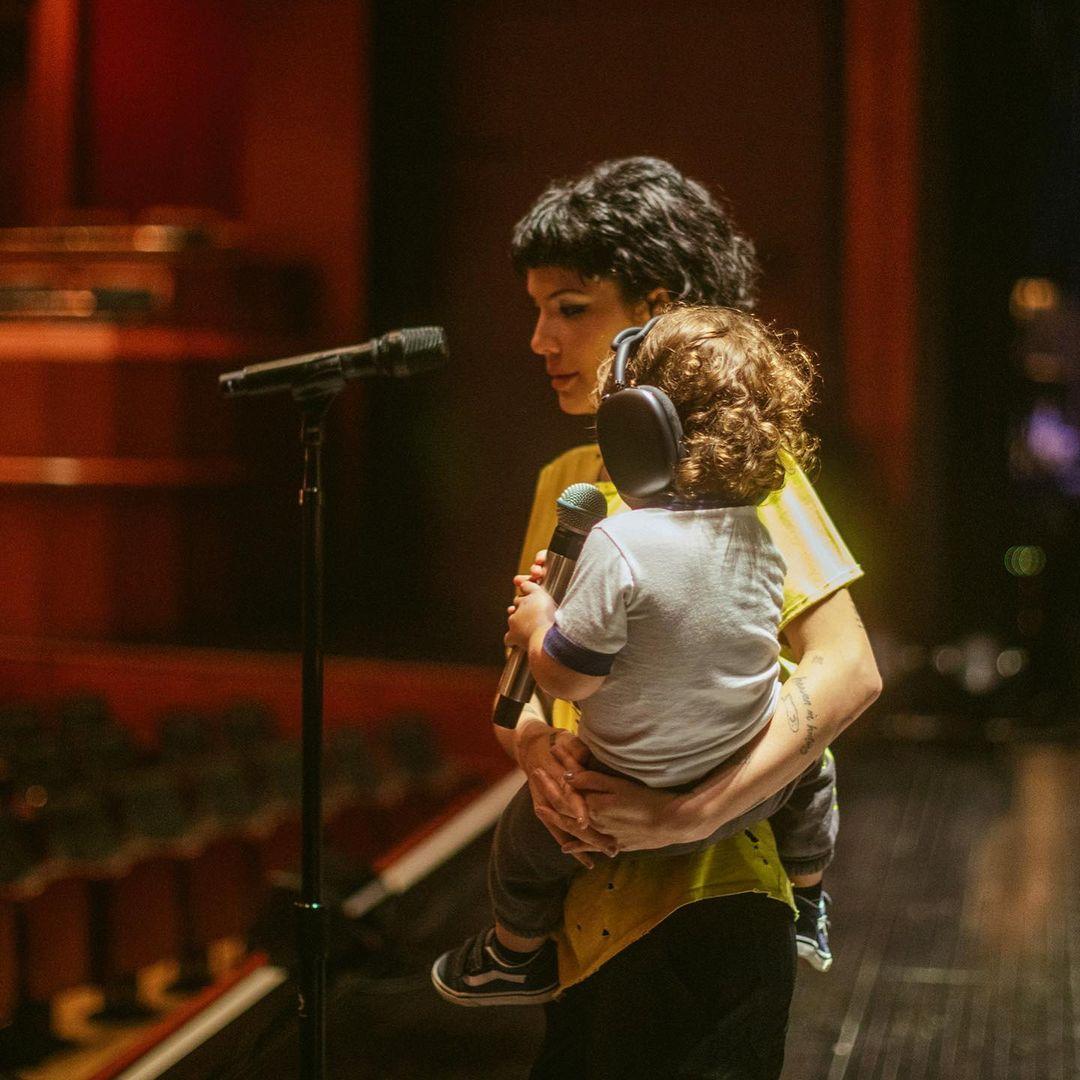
[218,326,447,399]
[493,483,608,729]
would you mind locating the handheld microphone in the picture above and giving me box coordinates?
[218,326,448,399]
[493,483,608,729]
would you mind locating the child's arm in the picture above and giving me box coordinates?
[506,580,607,702]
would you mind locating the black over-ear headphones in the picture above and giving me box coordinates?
[595,316,686,499]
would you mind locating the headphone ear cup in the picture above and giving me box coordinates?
[596,386,684,499]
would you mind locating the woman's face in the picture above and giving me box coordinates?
[526,267,650,416]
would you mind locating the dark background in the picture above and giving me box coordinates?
[0,0,1077,703]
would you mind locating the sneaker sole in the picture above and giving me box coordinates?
[430,959,560,1007]
[796,939,833,972]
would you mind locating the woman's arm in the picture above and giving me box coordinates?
[552,588,881,851]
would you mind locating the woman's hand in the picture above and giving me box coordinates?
[561,768,709,852]
[514,722,618,867]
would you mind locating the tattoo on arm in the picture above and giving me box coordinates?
[783,695,800,734]
[792,675,819,755]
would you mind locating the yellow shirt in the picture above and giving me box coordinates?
[518,444,863,989]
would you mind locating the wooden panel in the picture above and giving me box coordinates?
[41,494,113,637]
[0,491,46,635]
[21,0,81,222]
[82,0,246,216]
[842,0,920,503]
[238,0,369,341]
[0,323,294,640]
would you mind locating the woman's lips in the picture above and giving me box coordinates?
[549,373,577,391]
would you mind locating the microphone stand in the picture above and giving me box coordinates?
[220,327,445,1080]
[294,387,335,1080]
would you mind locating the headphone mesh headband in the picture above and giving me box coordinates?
[610,315,662,390]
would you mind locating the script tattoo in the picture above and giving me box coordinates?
[810,653,826,666]
[783,694,800,734]
[792,676,818,755]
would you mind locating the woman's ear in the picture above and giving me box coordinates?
[645,287,671,315]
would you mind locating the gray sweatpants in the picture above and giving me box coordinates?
[489,751,838,939]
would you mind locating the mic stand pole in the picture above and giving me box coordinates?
[294,389,335,1080]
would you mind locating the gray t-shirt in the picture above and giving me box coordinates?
[545,505,785,788]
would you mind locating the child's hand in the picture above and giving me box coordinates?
[528,549,548,584]
[506,580,556,649]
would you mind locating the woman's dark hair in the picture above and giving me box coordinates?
[510,157,759,310]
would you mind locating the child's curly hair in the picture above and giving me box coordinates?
[595,306,819,504]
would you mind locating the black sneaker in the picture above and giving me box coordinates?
[431,929,559,1006]
[794,890,833,972]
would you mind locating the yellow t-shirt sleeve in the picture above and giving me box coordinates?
[758,460,864,630]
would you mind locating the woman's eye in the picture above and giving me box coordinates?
[559,303,587,318]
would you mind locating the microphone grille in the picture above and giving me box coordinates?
[555,483,608,534]
[398,325,446,356]
[382,326,448,375]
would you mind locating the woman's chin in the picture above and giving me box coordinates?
[556,394,594,417]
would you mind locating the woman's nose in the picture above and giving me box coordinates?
[530,314,557,358]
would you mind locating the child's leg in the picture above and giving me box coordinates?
[767,748,838,971]
[487,780,583,943]
[431,781,582,1006]
[768,747,838,879]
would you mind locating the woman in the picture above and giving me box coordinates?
[496,158,880,1078]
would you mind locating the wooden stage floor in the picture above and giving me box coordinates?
[259,729,1078,1079]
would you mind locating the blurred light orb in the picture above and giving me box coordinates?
[932,645,963,675]
[995,648,1027,679]
[960,633,1000,695]
[1010,277,1060,320]
[1004,545,1046,576]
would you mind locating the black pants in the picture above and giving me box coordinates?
[530,892,796,1080]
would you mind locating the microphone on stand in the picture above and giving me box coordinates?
[493,483,608,729]
[218,326,447,399]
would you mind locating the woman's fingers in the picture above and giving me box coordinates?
[580,792,620,828]
[535,804,617,858]
[532,767,589,825]
[560,838,619,856]
[534,807,593,868]
[565,769,622,793]
[551,739,591,772]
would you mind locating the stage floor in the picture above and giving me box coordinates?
[101,728,1079,1079]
